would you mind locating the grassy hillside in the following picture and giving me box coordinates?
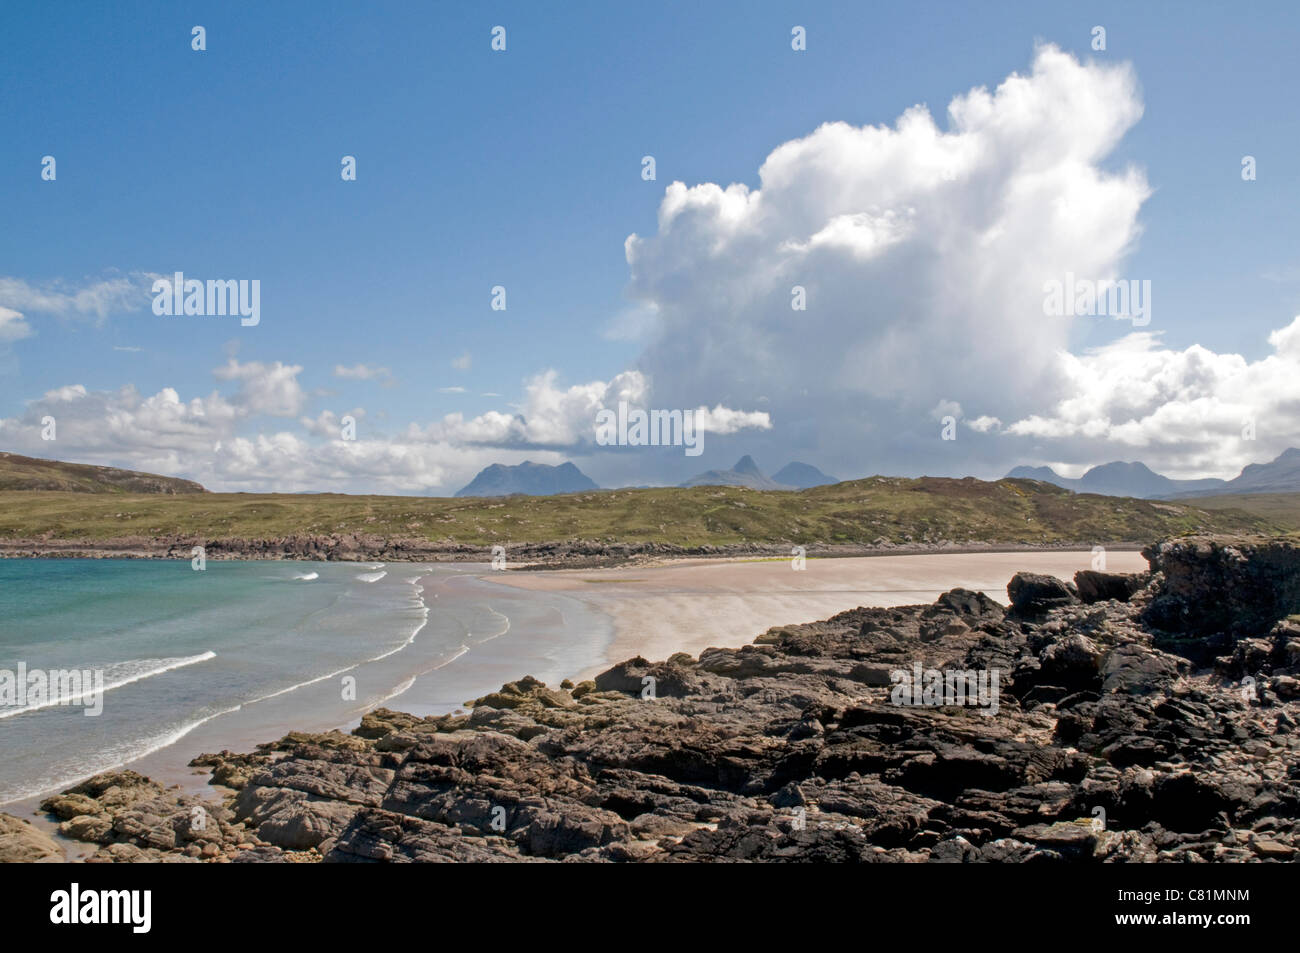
[0,476,1280,547]
[0,452,206,494]
[1178,492,1300,532]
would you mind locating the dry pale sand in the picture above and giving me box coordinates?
[484,550,1149,681]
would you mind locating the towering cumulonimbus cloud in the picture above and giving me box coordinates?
[623,44,1155,478]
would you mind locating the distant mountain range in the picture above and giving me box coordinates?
[679,456,838,490]
[454,461,598,498]
[1168,448,1300,498]
[455,455,842,497]
[0,451,207,494]
[6,443,1296,503]
[1006,448,1300,500]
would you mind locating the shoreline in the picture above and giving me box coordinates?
[0,536,1145,568]
[4,548,1148,858]
[481,550,1150,681]
[2,562,611,820]
[6,536,1294,863]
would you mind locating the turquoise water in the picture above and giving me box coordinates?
[0,559,611,803]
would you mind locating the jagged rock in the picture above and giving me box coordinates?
[0,813,64,862]
[36,767,253,861]
[1074,570,1147,604]
[1251,838,1295,858]
[42,770,163,814]
[1039,634,1105,688]
[258,730,373,754]
[593,658,712,699]
[1007,573,1079,616]
[1143,536,1300,638]
[190,750,273,790]
[85,843,199,863]
[324,809,534,863]
[40,792,101,820]
[1272,676,1300,700]
[1012,820,1100,859]
[61,813,113,843]
[244,757,395,807]
[1100,643,1188,695]
[249,797,359,850]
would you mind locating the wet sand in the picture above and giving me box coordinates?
[485,550,1148,681]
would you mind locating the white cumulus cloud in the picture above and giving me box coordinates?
[1004,318,1300,478]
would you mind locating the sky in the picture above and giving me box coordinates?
[3,0,1300,494]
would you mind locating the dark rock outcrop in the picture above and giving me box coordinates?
[1143,536,1300,639]
[1074,570,1147,604]
[1007,572,1079,616]
[27,769,280,863]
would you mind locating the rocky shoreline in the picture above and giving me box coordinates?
[5,534,1300,863]
[0,534,1142,569]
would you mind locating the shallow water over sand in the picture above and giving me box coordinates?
[0,559,610,804]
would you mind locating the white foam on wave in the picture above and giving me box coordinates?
[434,644,470,670]
[356,570,387,583]
[0,651,218,721]
[368,599,428,661]
[474,604,511,642]
[0,565,467,805]
[246,570,433,703]
[0,703,242,806]
[243,663,359,705]
[365,571,432,661]
[369,675,418,708]
[356,642,471,723]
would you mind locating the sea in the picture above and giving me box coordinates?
[0,559,612,805]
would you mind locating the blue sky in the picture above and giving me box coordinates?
[3,1,1299,492]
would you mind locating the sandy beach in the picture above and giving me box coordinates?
[485,550,1149,681]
